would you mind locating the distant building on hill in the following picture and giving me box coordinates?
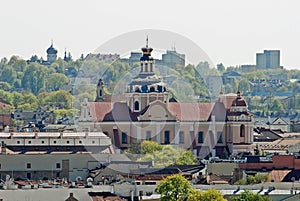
[241,64,256,72]
[85,53,120,64]
[46,42,58,63]
[256,50,281,69]
[160,48,185,68]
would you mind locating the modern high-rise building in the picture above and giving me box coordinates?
[161,49,185,68]
[256,50,280,69]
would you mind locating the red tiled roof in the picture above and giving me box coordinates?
[90,101,215,122]
[218,93,237,109]
[90,102,138,122]
[0,114,11,125]
[168,102,215,121]
[90,102,113,121]
[269,170,291,182]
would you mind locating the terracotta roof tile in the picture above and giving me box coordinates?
[168,102,214,121]
[90,102,138,122]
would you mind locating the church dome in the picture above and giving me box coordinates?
[231,91,247,107]
[47,44,58,54]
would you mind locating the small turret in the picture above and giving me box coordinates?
[95,78,105,102]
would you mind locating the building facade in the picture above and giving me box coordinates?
[78,41,254,158]
[256,50,280,69]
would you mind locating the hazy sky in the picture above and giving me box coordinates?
[0,0,299,69]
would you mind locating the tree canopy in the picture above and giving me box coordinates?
[135,141,199,167]
[155,174,227,201]
[231,189,272,201]
[155,174,192,201]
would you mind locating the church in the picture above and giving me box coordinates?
[78,40,254,158]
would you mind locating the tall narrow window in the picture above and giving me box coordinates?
[146,131,151,141]
[198,132,203,143]
[134,101,139,111]
[179,131,184,144]
[145,63,148,72]
[217,132,223,143]
[122,132,127,144]
[164,131,170,144]
[150,63,153,72]
[240,125,245,137]
[26,172,32,180]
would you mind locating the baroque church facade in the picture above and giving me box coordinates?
[78,41,254,158]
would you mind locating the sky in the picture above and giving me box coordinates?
[0,0,299,69]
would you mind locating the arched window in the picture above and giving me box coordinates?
[134,101,139,111]
[135,87,141,92]
[150,86,155,92]
[141,63,143,72]
[99,89,102,97]
[150,63,153,72]
[240,124,245,137]
[145,63,148,72]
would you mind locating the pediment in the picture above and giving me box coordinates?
[139,100,177,121]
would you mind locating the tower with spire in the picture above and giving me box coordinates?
[125,36,168,112]
[95,78,105,102]
[46,41,58,63]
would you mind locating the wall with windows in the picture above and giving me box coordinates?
[0,153,129,181]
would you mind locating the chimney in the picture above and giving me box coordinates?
[1,142,6,155]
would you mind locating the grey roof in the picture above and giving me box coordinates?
[0,188,91,201]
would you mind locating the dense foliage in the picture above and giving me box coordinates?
[155,174,227,201]
[231,189,272,201]
[126,141,199,167]
[1,54,300,118]
[235,173,270,185]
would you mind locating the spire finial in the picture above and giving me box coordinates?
[146,35,148,48]
[51,39,53,46]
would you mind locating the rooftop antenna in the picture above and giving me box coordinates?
[146,35,149,48]
[171,41,176,51]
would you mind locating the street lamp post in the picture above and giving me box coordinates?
[291,177,295,194]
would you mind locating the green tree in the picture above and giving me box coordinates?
[137,142,198,167]
[0,66,17,85]
[176,150,199,165]
[19,93,39,110]
[54,108,79,119]
[46,73,67,91]
[141,140,163,154]
[217,63,225,73]
[231,189,272,201]
[42,90,72,109]
[0,90,13,104]
[270,99,284,111]
[50,58,67,73]
[188,188,227,201]
[155,174,192,201]
[11,92,23,108]
[21,63,47,95]
[238,78,250,93]
[0,82,12,91]
[235,173,270,185]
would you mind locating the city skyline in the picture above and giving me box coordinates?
[0,0,299,69]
